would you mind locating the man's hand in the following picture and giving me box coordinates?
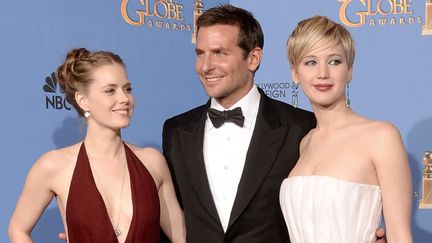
[375,228,386,242]
[58,232,67,241]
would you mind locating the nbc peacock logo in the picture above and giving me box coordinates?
[43,72,71,110]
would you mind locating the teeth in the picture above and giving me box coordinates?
[113,109,128,115]
[206,76,223,81]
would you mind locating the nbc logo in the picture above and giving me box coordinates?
[43,72,71,110]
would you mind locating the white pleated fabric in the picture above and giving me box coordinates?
[280,175,382,243]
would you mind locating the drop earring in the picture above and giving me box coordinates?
[345,81,351,107]
[292,82,299,108]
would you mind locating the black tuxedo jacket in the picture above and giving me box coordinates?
[162,90,316,243]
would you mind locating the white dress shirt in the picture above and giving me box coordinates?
[203,85,261,231]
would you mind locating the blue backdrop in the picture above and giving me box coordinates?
[1,0,431,242]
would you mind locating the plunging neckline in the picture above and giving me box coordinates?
[66,141,161,242]
[85,142,134,243]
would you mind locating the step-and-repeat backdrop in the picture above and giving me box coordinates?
[1,1,431,242]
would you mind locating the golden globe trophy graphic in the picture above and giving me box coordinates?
[419,151,432,208]
[423,0,432,35]
[192,0,204,43]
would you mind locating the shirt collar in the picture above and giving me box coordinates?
[208,85,261,130]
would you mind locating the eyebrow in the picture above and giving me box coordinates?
[100,82,131,89]
[195,47,229,53]
[303,53,344,59]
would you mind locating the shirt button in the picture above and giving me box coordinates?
[224,165,228,170]
[226,136,231,141]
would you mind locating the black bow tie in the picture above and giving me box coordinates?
[208,107,245,128]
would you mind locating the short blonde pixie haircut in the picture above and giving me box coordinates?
[287,16,355,70]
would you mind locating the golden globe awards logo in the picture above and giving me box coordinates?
[338,0,422,27]
[121,0,192,31]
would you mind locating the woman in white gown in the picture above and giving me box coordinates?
[279,16,413,243]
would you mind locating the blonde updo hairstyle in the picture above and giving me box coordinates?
[287,16,355,71]
[56,48,124,117]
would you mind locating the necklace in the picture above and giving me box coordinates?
[91,155,127,237]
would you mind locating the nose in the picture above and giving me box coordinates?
[118,89,130,104]
[317,63,329,79]
[197,54,214,73]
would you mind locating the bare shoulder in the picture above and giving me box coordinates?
[359,120,406,163]
[126,143,165,164]
[25,143,81,192]
[126,143,168,187]
[360,120,402,141]
[126,143,167,173]
[33,143,81,174]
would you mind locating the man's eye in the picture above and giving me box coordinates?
[216,51,226,56]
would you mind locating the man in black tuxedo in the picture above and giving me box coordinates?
[162,5,315,242]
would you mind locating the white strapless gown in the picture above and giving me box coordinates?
[280,175,382,243]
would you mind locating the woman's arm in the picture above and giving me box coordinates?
[8,154,57,243]
[138,147,186,243]
[157,155,186,243]
[372,122,413,243]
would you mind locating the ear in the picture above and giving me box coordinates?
[347,67,353,82]
[247,47,263,72]
[291,67,299,84]
[75,91,89,112]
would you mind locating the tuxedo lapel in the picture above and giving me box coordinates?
[227,94,290,229]
[177,105,222,227]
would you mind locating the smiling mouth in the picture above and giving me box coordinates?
[113,109,129,115]
[205,75,224,82]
